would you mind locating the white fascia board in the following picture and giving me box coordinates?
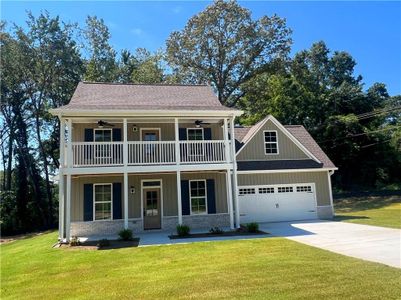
[49,109,244,118]
[237,167,338,175]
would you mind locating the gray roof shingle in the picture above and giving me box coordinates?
[53,82,238,112]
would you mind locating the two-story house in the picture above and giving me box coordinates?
[51,82,337,241]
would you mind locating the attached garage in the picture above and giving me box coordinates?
[238,183,318,223]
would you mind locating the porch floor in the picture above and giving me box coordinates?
[77,226,270,247]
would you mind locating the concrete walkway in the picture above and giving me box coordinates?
[260,220,401,268]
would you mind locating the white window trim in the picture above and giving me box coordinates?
[93,128,113,142]
[189,179,208,215]
[93,183,113,221]
[140,179,163,229]
[186,128,204,140]
[139,128,162,141]
[263,130,279,155]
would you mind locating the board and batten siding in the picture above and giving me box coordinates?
[71,172,228,221]
[237,120,308,161]
[237,171,331,206]
[72,122,222,142]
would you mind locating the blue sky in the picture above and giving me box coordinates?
[2,1,400,95]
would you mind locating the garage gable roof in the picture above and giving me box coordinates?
[235,115,322,164]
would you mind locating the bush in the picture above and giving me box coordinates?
[69,236,81,246]
[118,229,134,241]
[97,239,110,248]
[176,224,190,236]
[245,222,259,233]
[209,227,224,234]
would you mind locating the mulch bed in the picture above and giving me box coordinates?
[57,238,140,250]
[169,230,268,239]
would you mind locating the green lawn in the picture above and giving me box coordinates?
[334,194,401,229]
[1,232,401,299]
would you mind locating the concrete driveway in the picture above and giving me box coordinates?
[260,220,401,268]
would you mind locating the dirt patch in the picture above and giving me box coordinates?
[57,238,140,250]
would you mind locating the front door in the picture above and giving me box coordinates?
[143,188,161,229]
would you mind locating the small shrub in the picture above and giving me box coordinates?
[245,222,259,233]
[176,224,190,236]
[97,239,110,248]
[69,236,81,246]
[209,227,224,234]
[118,229,134,241]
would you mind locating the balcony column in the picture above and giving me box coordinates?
[175,118,182,225]
[123,118,129,229]
[67,119,72,168]
[229,117,240,228]
[65,173,71,242]
[58,118,65,241]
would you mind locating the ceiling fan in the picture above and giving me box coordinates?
[194,120,210,128]
[97,120,115,128]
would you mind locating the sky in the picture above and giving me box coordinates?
[2,1,401,96]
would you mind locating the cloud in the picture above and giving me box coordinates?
[130,28,144,36]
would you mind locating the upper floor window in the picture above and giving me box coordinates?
[94,129,112,142]
[264,130,279,155]
[187,128,204,141]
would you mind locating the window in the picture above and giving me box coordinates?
[278,186,293,193]
[259,187,274,194]
[143,180,161,187]
[190,180,207,215]
[239,188,256,195]
[264,131,278,154]
[94,129,112,142]
[296,186,312,192]
[94,184,112,220]
[187,128,204,141]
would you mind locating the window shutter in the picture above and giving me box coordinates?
[84,128,93,142]
[112,128,122,142]
[204,128,212,140]
[206,179,216,214]
[179,128,187,140]
[113,182,122,219]
[181,180,190,215]
[83,184,93,221]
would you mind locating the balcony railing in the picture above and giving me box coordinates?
[71,140,228,167]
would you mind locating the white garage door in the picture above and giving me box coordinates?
[238,183,317,223]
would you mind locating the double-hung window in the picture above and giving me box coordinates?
[94,184,112,220]
[94,129,112,159]
[187,128,204,157]
[264,131,279,155]
[190,180,207,215]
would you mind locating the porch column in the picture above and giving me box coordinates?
[229,117,240,228]
[67,119,72,168]
[66,174,71,242]
[225,170,235,229]
[176,171,182,225]
[58,118,65,240]
[124,172,129,229]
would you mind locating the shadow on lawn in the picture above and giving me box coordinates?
[334,194,401,213]
[334,215,370,222]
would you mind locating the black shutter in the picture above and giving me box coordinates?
[84,128,94,142]
[181,180,190,215]
[112,128,122,141]
[204,128,212,140]
[179,128,187,140]
[206,179,216,214]
[113,182,122,219]
[84,184,93,221]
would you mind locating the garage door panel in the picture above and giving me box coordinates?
[239,184,317,223]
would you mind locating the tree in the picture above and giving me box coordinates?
[166,0,292,106]
[131,48,164,84]
[83,16,117,82]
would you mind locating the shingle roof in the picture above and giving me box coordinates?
[234,121,336,169]
[237,160,323,171]
[53,82,238,112]
[284,125,336,168]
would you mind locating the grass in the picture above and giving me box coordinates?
[334,194,401,229]
[1,232,401,299]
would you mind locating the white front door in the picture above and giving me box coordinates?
[238,184,317,223]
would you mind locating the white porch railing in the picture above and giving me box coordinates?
[71,140,228,167]
[180,140,226,163]
[128,141,176,165]
[72,142,124,166]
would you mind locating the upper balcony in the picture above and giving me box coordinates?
[60,117,236,172]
